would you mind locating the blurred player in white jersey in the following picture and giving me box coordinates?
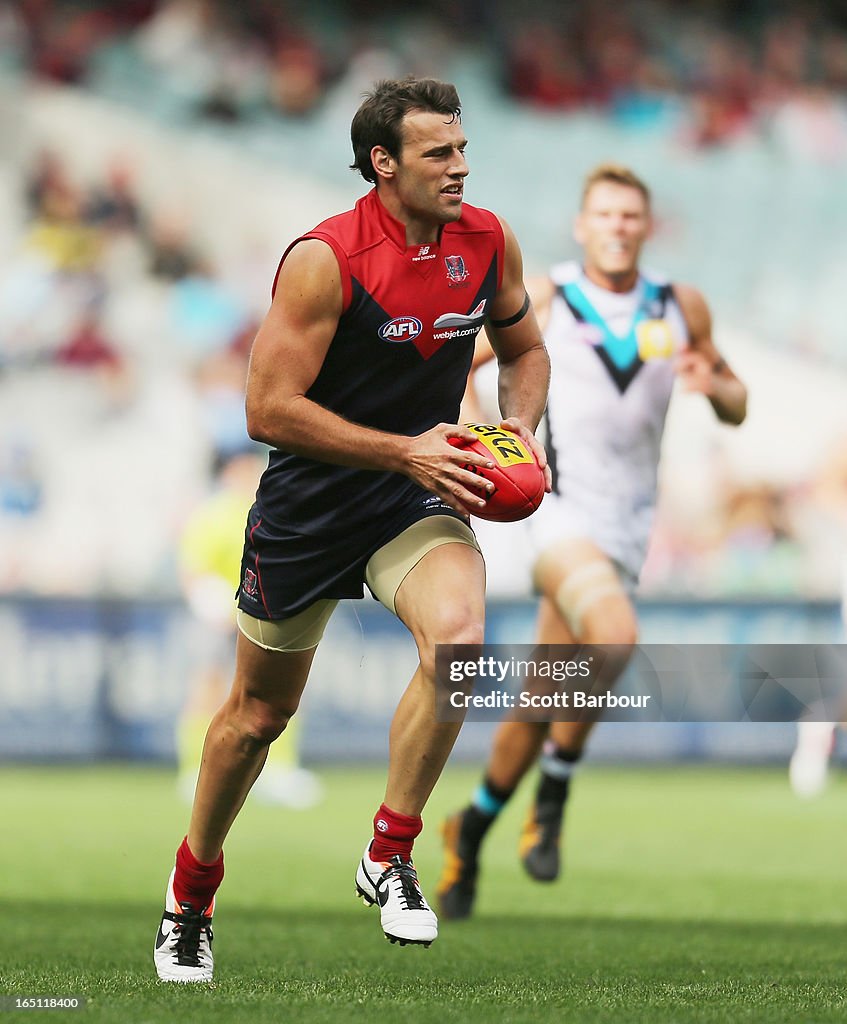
[438,163,748,919]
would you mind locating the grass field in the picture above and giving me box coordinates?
[0,762,845,1023]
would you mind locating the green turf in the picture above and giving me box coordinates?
[0,762,844,1023]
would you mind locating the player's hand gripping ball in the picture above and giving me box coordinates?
[451,423,545,522]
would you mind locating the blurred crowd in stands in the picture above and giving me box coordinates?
[0,143,265,596]
[643,442,847,598]
[1,0,846,601]
[4,0,847,159]
[501,2,847,158]
[1,140,846,601]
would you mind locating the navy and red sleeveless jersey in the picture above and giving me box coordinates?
[255,188,505,536]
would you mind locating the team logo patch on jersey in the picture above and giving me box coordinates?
[444,254,469,286]
[378,316,423,343]
[636,319,675,360]
[242,567,258,599]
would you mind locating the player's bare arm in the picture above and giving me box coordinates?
[483,217,552,486]
[458,336,489,423]
[476,274,554,371]
[246,239,494,512]
[525,275,555,334]
[462,274,554,422]
[673,283,747,426]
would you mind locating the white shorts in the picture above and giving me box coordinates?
[477,494,643,600]
[527,492,647,589]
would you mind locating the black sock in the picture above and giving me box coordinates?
[534,746,581,825]
[460,776,515,851]
[535,774,571,823]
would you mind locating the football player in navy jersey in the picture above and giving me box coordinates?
[154,76,551,981]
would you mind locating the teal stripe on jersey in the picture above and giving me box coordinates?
[563,280,664,370]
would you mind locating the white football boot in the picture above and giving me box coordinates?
[154,869,214,982]
[355,841,438,947]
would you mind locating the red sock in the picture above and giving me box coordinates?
[370,803,422,862]
[172,837,224,911]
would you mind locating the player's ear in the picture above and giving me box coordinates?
[371,145,396,183]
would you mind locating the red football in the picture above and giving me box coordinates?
[450,423,546,523]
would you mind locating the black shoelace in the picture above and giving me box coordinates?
[380,857,426,910]
[170,906,213,967]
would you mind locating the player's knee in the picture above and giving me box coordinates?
[581,617,638,648]
[236,703,297,750]
[417,612,484,677]
[440,613,485,651]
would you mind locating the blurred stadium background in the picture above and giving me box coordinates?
[3,3,847,1020]
[1,0,845,769]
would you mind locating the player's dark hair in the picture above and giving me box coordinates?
[350,76,462,183]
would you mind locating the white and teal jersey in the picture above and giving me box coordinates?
[529,260,689,581]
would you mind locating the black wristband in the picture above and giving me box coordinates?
[490,291,530,329]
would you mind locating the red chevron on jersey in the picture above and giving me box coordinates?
[274,189,505,362]
[260,189,505,539]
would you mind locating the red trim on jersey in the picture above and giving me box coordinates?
[270,258,283,297]
[273,189,501,313]
[249,516,270,617]
[368,189,408,252]
[490,215,505,292]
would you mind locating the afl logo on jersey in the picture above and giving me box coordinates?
[378,316,423,343]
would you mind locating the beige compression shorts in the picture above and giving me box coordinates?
[236,514,479,652]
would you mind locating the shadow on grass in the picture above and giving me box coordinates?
[2,900,845,978]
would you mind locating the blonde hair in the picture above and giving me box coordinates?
[581,163,651,209]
